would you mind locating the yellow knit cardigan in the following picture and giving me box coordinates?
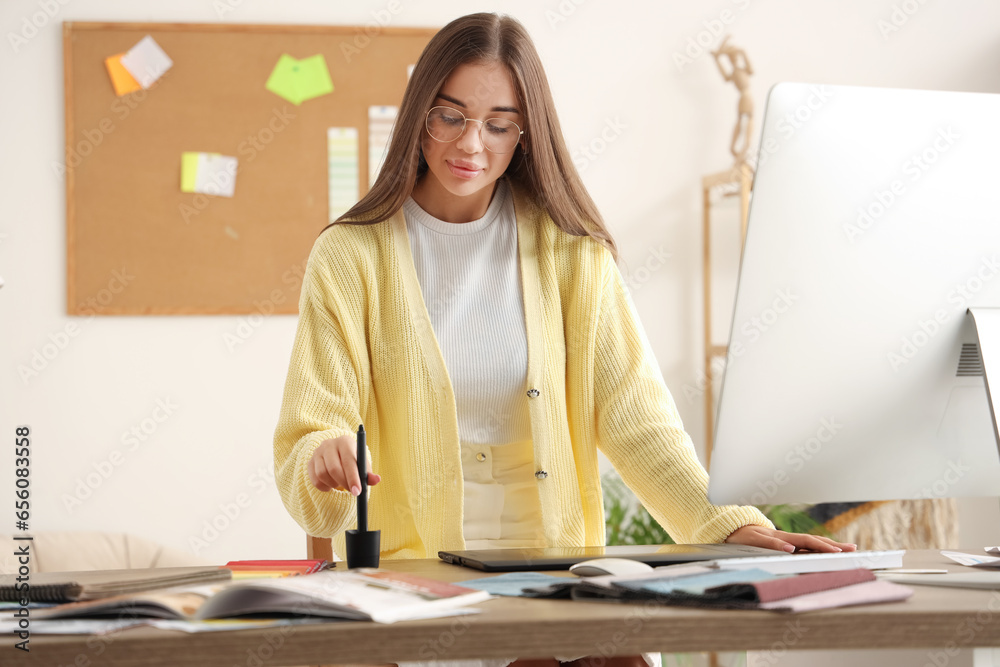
[274,187,772,559]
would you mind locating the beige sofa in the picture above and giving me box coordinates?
[0,532,212,574]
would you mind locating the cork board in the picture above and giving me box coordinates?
[64,22,435,314]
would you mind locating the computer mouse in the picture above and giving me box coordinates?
[569,557,655,577]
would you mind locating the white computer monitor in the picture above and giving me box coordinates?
[707,82,1000,506]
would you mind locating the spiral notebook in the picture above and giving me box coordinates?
[0,566,231,603]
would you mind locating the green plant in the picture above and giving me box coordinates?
[755,503,832,538]
[601,471,830,546]
[602,471,674,546]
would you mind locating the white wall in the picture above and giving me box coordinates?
[2,0,999,563]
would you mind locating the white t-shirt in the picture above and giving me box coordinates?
[403,180,544,548]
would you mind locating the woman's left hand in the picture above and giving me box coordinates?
[724,525,857,553]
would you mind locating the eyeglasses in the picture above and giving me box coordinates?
[424,106,524,154]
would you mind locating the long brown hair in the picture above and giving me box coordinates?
[331,12,618,260]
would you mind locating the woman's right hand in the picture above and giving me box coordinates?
[307,434,381,495]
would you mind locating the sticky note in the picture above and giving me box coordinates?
[328,127,359,222]
[120,35,173,89]
[180,152,238,198]
[104,53,142,96]
[180,153,200,192]
[265,54,334,105]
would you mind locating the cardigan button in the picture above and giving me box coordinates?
[476,452,487,463]
[534,470,548,480]
[526,388,540,398]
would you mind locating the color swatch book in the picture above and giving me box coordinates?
[222,559,329,579]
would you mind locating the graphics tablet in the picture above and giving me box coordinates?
[438,543,787,572]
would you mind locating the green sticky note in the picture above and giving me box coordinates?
[295,54,334,102]
[265,54,333,106]
[180,152,200,193]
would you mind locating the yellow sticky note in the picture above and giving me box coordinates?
[296,54,334,102]
[104,53,142,96]
[265,54,334,106]
[180,152,200,193]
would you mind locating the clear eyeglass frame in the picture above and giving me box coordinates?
[424,106,524,154]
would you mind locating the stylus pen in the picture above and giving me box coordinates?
[356,424,367,533]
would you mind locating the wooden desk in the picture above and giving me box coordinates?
[10,550,1000,666]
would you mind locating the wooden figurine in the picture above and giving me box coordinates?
[711,35,755,169]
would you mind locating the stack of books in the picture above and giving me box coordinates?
[1,560,489,631]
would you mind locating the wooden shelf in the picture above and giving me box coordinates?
[702,163,753,466]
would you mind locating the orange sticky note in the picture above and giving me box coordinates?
[104,53,141,96]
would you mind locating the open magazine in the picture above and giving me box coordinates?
[34,570,490,625]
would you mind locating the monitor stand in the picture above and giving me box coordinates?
[969,308,1000,449]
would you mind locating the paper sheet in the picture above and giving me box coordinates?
[180,152,238,197]
[104,53,142,96]
[941,550,1000,568]
[619,568,778,596]
[265,54,334,105]
[759,579,913,612]
[0,618,146,635]
[328,127,360,222]
[877,571,1000,589]
[120,35,173,89]
[368,106,398,188]
[458,572,565,597]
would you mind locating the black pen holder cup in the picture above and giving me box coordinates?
[345,529,381,569]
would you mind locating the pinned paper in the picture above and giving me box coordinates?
[180,152,238,198]
[328,127,360,222]
[265,54,334,105]
[180,153,200,192]
[104,53,142,96]
[120,35,173,89]
[368,106,397,188]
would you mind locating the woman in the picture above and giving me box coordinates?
[274,11,853,664]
